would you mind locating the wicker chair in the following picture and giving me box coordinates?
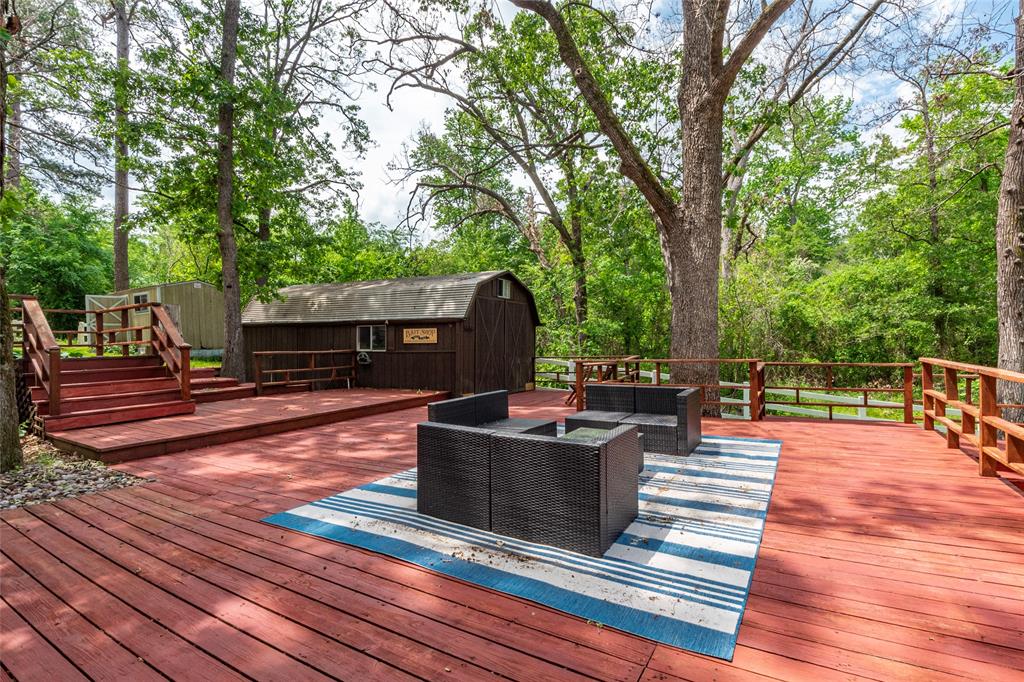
[489,424,640,557]
[416,422,493,530]
[567,384,702,456]
[427,390,557,436]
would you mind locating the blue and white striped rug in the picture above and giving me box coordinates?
[263,435,782,660]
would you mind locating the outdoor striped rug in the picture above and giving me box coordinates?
[263,434,782,660]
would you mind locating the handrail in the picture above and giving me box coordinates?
[253,349,356,395]
[920,357,1024,478]
[150,304,191,401]
[21,297,62,416]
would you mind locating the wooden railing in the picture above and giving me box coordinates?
[37,300,158,356]
[547,357,916,423]
[253,349,356,396]
[921,357,1024,478]
[761,362,915,424]
[150,304,191,401]
[573,357,766,420]
[13,296,192,412]
[20,297,61,416]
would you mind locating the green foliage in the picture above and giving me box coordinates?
[0,184,112,329]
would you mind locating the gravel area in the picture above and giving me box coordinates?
[0,436,151,510]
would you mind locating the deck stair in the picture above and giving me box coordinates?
[17,295,214,433]
[27,358,280,429]
[27,356,195,431]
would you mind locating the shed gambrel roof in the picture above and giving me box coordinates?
[242,271,539,325]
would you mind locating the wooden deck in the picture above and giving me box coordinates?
[47,388,448,462]
[3,389,1022,681]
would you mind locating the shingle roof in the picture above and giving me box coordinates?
[242,271,533,325]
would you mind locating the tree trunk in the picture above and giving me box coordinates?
[668,42,727,412]
[217,0,244,380]
[996,14,1024,423]
[112,0,131,291]
[1,37,7,198]
[5,95,21,189]
[0,267,23,473]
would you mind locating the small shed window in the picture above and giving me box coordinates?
[496,278,512,299]
[357,324,387,352]
[133,293,149,305]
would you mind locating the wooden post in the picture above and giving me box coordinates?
[254,354,263,396]
[574,359,584,411]
[902,365,914,424]
[921,360,934,431]
[654,362,662,385]
[48,348,61,416]
[179,345,191,401]
[748,360,761,421]
[120,309,130,356]
[943,367,959,448]
[978,373,998,477]
[95,313,104,356]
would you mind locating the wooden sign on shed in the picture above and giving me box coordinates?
[403,327,438,344]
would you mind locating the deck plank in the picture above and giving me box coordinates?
[3,389,1023,681]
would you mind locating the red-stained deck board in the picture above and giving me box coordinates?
[48,388,448,462]
[3,389,1023,681]
[0,553,163,681]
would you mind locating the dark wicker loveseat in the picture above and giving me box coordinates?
[417,392,639,556]
[566,384,702,456]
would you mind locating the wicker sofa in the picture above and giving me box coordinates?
[417,391,557,531]
[566,384,702,456]
[417,392,639,556]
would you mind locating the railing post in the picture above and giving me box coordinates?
[254,354,263,396]
[978,372,998,477]
[574,359,584,411]
[902,365,914,424]
[121,309,130,356]
[95,313,104,356]
[654,362,662,385]
[942,366,959,449]
[921,360,934,431]
[48,348,61,417]
[748,360,761,421]
[179,345,191,401]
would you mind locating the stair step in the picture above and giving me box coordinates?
[35,388,183,415]
[193,384,256,403]
[43,400,195,431]
[37,377,181,400]
[59,366,170,382]
[190,367,219,379]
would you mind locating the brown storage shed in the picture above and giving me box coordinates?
[241,271,540,395]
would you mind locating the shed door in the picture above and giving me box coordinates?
[504,302,530,391]
[474,297,506,393]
